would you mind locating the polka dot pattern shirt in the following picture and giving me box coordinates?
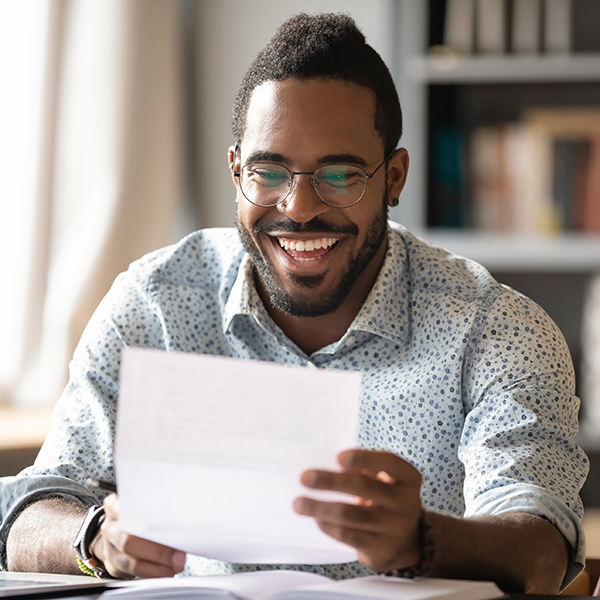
[0,223,588,583]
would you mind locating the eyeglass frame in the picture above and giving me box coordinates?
[232,142,394,209]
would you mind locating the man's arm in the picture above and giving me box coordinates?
[6,499,85,574]
[294,449,569,594]
[6,496,186,578]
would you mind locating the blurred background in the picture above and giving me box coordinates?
[0,0,599,527]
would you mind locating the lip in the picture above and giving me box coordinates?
[265,232,343,274]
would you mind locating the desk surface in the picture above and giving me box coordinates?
[33,587,588,599]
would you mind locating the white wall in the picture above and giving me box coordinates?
[194,0,398,228]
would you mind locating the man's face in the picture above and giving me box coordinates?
[232,78,400,318]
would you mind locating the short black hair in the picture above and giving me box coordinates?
[231,12,402,155]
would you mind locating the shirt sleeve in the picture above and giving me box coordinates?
[0,263,166,569]
[460,288,589,588]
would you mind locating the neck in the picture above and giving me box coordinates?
[258,238,388,356]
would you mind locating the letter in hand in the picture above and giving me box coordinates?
[293,449,423,574]
[91,493,187,579]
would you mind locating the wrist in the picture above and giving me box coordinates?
[384,511,435,579]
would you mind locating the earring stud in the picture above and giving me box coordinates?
[390,198,399,207]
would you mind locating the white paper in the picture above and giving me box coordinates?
[99,572,504,600]
[115,348,362,564]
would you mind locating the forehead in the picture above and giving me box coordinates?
[241,78,383,160]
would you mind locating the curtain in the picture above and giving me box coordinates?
[0,0,185,408]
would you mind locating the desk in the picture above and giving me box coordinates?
[7,591,598,600]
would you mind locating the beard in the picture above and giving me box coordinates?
[235,193,388,318]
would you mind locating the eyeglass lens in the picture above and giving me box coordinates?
[239,163,367,208]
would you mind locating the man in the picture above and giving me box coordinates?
[0,13,587,593]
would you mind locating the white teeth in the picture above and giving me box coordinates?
[277,236,339,252]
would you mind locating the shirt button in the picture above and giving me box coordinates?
[345,336,356,347]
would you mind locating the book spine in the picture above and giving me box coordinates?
[512,0,542,54]
[475,0,507,54]
[544,0,572,54]
[444,0,476,54]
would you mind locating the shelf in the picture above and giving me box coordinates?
[406,53,600,84]
[418,230,600,272]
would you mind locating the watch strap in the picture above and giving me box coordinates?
[73,505,111,579]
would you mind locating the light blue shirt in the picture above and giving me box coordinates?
[0,223,588,584]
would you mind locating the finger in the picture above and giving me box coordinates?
[294,496,405,534]
[103,492,119,519]
[338,449,422,485]
[300,470,409,510]
[102,536,184,579]
[100,530,186,579]
[315,519,382,553]
[100,499,186,578]
[103,518,186,569]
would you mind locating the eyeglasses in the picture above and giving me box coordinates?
[233,149,391,209]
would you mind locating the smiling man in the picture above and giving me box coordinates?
[232,77,403,352]
[0,13,588,594]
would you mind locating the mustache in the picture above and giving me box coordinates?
[253,216,358,236]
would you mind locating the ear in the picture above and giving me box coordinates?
[386,148,409,206]
[228,145,239,187]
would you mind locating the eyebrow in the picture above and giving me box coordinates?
[245,150,287,163]
[244,150,368,168]
[318,154,368,167]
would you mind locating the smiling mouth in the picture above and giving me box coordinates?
[274,236,340,262]
[277,236,339,252]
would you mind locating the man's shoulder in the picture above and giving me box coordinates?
[388,222,504,304]
[127,227,245,290]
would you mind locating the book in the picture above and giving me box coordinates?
[581,135,600,232]
[475,0,506,54]
[511,0,541,54]
[444,0,475,54]
[429,124,466,228]
[544,0,572,54]
[522,108,600,233]
[99,570,505,600]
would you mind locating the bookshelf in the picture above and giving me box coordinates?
[392,1,600,269]
[392,1,600,462]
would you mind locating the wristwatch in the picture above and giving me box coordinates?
[73,505,111,578]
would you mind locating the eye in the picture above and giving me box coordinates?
[245,164,289,187]
[318,166,362,188]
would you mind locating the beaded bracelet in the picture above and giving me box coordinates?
[75,556,97,577]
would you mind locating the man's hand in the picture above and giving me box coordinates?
[293,449,423,573]
[91,494,186,579]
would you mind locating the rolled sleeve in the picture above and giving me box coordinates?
[464,483,585,588]
[0,474,98,570]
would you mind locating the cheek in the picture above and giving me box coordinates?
[237,202,270,238]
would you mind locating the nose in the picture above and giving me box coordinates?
[277,173,331,223]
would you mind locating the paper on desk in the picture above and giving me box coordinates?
[115,347,362,564]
